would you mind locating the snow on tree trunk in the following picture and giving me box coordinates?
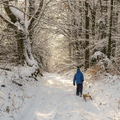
[23,36,37,67]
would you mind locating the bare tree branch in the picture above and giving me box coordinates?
[28,0,53,32]
[29,0,44,27]
[67,0,73,12]
[0,13,17,27]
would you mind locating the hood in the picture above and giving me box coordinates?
[76,70,81,73]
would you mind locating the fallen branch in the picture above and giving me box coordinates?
[29,76,38,81]
[1,85,6,87]
[0,67,11,71]
[12,80,22,86]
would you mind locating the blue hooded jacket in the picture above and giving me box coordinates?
[73,70,84,85]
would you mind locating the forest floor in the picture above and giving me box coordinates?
[0,66,120,120]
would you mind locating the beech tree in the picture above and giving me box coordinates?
[107,0,113,59]
[85,0,89,70]
[0,0,48,76]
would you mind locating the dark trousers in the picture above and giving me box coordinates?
[76,84,83,95]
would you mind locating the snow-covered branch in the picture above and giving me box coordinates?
[0,13,17,27]
[1,2,38,21]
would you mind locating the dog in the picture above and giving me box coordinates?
[83,92,92,102]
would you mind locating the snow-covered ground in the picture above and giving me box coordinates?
[0,66,120,120]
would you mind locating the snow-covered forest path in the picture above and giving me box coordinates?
[16,73,105,120]
[1,71,120,120]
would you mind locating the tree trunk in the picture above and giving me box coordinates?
[17,39,24,60]
[20,33,37,67]
[99,0,102,15]
[111,40,116,57]
[85,0,89,70]
[15,31,24,61]
[107,0,113,59]
[91,11,96,37]
[29,0,35,42]
[16,31,37,67]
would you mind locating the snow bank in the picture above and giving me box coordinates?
[84,71,120,120]
[0,65,40,120]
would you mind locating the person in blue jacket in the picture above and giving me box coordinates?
[73,66,84,97]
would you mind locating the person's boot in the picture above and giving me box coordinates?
[80,93,82,97]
